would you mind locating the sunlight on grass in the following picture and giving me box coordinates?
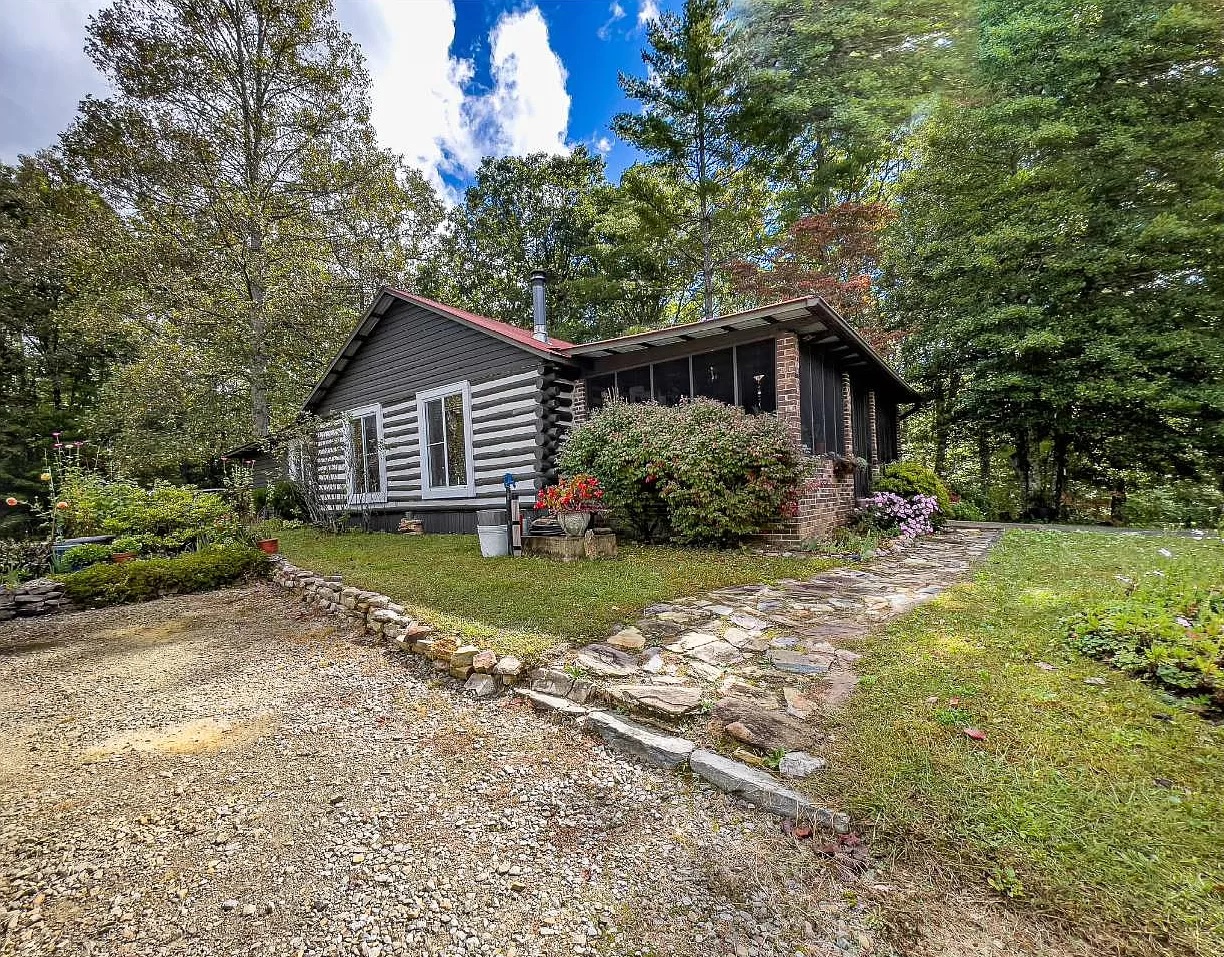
[277,527,838,658]
[826,530,1224,955]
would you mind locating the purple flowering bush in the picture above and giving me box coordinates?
[858,491,940,542]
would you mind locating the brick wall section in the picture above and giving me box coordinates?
[775,332,802,445]
[571,378,588,425]
[763,336,859,547]
[763,458,858,548]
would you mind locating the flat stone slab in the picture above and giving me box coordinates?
[606,626,646,651]
[779,751,827,778]
[665,630,720,653]
[585,712,694,770]
[783,686,816,719]
[513,688,589,717]
[607,683,703,717]
[768,649,833,675]
[688,639,745,668]
[575,643,639,678]
[729,613,768,631]
[712,695,816,752]
[689,750,833,825]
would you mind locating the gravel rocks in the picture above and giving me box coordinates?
[0,584,879,957]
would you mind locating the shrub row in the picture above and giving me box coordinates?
[58,545,270,608]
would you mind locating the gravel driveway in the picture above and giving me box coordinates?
[0,585,880,957]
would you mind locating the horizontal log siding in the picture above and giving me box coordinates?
[537,364,576,486]
[312,301,538,416]
[314,368,544,515]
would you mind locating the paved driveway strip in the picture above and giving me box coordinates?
[0,587,878,957]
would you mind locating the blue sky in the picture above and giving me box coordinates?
[0,0,677,201]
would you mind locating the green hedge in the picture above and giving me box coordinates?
[58,546,270,608]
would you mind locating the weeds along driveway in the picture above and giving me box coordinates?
[0,585,885,957]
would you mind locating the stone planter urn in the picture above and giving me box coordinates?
[555,511,592,538]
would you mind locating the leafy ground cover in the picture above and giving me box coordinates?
[825,530,1224,955]
[277,527,836,658]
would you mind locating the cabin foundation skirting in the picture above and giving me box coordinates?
[763,459,859,547]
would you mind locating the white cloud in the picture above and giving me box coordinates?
[598,2,627,40]
[638,0,662,26]
[0,0,108,161]
[351,1,571,200]
[595,136,613,155]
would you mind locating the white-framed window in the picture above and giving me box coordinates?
[416,381,475,499]
[344,403,388,504]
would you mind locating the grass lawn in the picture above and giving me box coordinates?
[825,530,1224,955]
[277,527,837,658]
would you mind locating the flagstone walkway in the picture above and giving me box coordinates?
[522,528,1000,783]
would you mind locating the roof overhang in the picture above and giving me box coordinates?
[563,297,918,401]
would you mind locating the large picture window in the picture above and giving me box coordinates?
[417,381,475,499]
[345,404,387,504]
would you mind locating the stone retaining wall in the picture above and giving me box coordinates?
[270,560,525,695]
[0,579,71,621]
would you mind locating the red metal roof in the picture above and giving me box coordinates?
[390,290,575,354]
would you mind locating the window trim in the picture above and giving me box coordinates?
[344,403,388,505]
[416,381,476,500]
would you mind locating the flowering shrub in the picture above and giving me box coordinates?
[859,491,940,542]
[61,468,240,545]
[1067,587,1224,711]
[872,462,951,516]
[537,474,605,513]
[558,398,807,546]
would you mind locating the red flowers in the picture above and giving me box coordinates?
[538,474,605,514]
[4,497,17,507]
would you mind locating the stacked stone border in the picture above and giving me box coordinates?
[0,579,71,621]
[270,557,848,833]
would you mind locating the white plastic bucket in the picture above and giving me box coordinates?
[477,524,509,558]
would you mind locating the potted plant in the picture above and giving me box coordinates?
[537,474,605,537]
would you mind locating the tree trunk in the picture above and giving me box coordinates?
[978,429,992,498]
[247,226,271,439]
[932,385,950,477]
[1052,432,1070,522]
[1110,476,1127,525]
[1012,429,1032,519]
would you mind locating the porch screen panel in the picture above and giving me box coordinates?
[736,339,776,414]
[800,346,842,454]
[692,348,735,404]
[653,357,691,405]
[852,381,872,496]
[617,365,652,403]
[876,398,899,463]
[586,373,615,410]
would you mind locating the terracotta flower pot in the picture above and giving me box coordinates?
[111,551,137,564]
[257,539,280,554]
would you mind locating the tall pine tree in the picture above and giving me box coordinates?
[885,0,1224,516]
[614,0,769,321]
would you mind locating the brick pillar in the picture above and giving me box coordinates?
[840,372,853,457]
[775,332,802,445]
[867,389,879,479]
[572,378,588,425]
